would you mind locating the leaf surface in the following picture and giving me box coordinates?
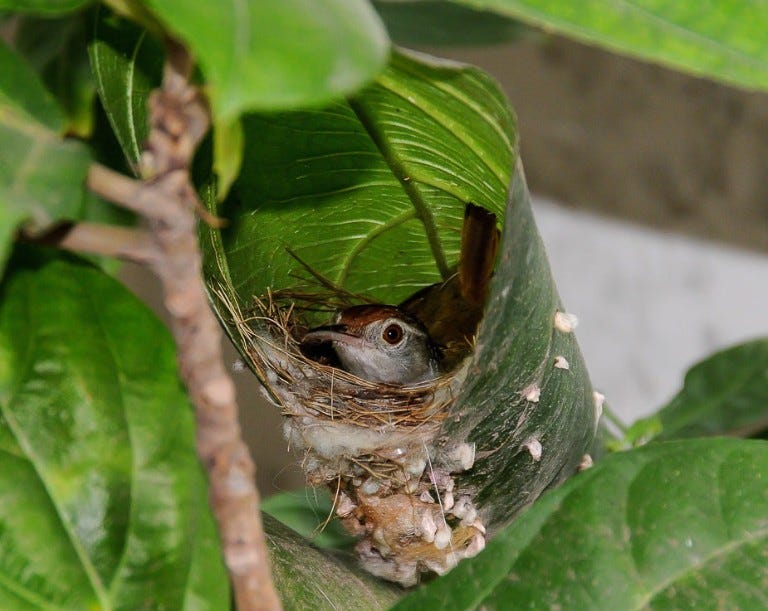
[395,438,768,610]
[372,0,524,47]
[458,0,768,91]
[264,514,401,610]
[215,49,515,308]
[0,40,91,271]
[0,0,89,15]
[203,49,595,534]
[262,488,355,550]
[141,0,389,117]
[0,250,229,609]
[88,7,164,172]
[14,12,97,137]
[635,339,768,442]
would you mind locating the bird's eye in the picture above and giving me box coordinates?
[382,323,404,345]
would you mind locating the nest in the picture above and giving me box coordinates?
[212,282,485,586]
[217,285,462,428]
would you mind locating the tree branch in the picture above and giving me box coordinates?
[86,164,148,214]
[55,222,156,264]
[79,40,281,610]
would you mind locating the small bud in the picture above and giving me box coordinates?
[420,511,437,543]
[522,384,541,403]
[593,391,605,421]
[554,311,579,333]
[471,520,487,535]
[361,479,380,495]
[461,506,478,526]
[524,438,542,461]
[452,443,476,471]
[578,454,594,471]
[442,491,455,511]
[434,524,452,550]
[336,493,356,517]
[450,496,472,520]
[419,490,435,504]
[464,534,486,558]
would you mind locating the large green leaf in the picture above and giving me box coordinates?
[0,0,89,15]
[88,6,164,173]
[264,514,401,610]
[141,0,389,118]
[14,12,97,138]
[441,160,595,527]
[372,0,525,47]
[0,40,92,272]
[456,0,768,92]
[216,49,515,308]
[0,249,229,609]
[395,438,768,610]
[631,339,768,442]
[0,36,64,132]
[204,48,595,539]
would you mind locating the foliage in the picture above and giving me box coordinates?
[0,0,767,609]
[0,249,229,609]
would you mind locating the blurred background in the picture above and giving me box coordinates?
[123,26,768,497]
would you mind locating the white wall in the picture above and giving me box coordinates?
[533,197,768,423]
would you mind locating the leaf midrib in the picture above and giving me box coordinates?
[492,0,767,73]
[347,98,450,280]
[633,526,768,609]
[84,287,135,606]
[0,566,61,610]
[661,362,767,437]
[336,208,417,286]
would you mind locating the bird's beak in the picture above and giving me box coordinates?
[300,325,365,349]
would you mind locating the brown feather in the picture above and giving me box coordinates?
[400,203,499,370]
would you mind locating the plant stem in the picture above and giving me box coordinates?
[81,39,281,611]
[601,403,629,436]
[54,222,156,263]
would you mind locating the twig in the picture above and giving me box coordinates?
[83,40,281,610]
[54,222,156,264]
[87,164,147,214]
[601,402,628,436]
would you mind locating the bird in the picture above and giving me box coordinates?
[300,204,499,385]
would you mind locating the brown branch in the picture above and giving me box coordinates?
[86,164,147,214]
[54,222,156,264]
[79,40,281,610]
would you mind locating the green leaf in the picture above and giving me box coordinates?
[394,438,768,610]
[14,12,97,138]
[88,6,164,172]
[0,35,64,131]
[204,48,595,536]
[212,115,243,201]
[442,160,596,527]
[640,339,768,442]
[373,0,525,47]
[264,514,401,610]
[0,39,92,271]
[454,0,768,92]
[0,249,229,609]
[0,0,90,15]
[142,0,390,118]
[213,49,515,308]
[262,488,355,550]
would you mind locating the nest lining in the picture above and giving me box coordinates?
[219,287,464,428]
